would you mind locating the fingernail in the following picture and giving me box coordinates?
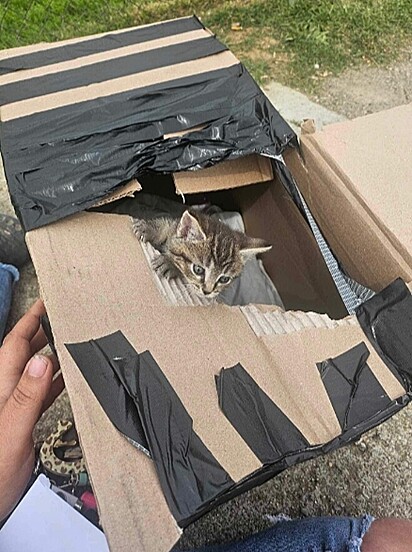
[27,355,48,378]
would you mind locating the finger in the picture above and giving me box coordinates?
[0,300,46,410]
[46,352,60,376]
[42,373,65,413]
[30,326,49,355]
[3,299,45,343]
[0,355,54,451]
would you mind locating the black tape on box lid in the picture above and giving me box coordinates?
[66,331,234,527]
[66,332,149,455]
[216,364,309,464]
[317,342,393,432]
[0,15,297,231]
[0,16,204,75]
[0,37,228,104]
[40,314,57,358]
[356,278,412,390]
[65,330,412,528]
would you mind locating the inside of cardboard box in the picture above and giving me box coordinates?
[95,170,347,319]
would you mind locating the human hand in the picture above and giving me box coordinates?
[0,299,64,521]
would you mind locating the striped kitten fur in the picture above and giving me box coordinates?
[133,210,271,299]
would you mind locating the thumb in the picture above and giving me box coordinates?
[1,355,53,446]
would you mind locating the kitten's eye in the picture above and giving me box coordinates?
[192,264,205,276]
[218,275,231,285]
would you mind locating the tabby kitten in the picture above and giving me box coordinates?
[133,210,271,299]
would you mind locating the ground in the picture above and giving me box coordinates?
[1,54,411,549]
[316,52,412,119]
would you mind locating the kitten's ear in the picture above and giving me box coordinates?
[239,237,272,259]
[176,211,207,242]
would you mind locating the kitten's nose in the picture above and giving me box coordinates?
[203,290,212,296]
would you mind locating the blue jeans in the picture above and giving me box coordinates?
[189,515,374,552]
[0,263,19,341]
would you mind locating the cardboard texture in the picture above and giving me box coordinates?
[92,179,141,208]
[27,210,407,548]
[174,155,273,194]
[234,179,347,317]
[286,104,412,291]
[1,18,412,552]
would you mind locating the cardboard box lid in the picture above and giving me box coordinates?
[0,15,296,231]
[304,104,412,261]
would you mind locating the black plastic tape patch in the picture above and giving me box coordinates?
[356,278,412,389]
[111,342,234,526]
[2,65,242,150]
[0,37,227,104]
[66,331,234,526]
[317,342,393,432]
[216,364,309,464]
[66,332,149,454]
[40,314,57,358]
[0,17,204,76]
[1,63,297,230]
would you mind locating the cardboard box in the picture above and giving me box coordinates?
[287,107,412,291]
[1,17,411,552]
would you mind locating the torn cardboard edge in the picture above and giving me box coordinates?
[174,154,274,195]
[92,179,141,208]
[95,155,273,208]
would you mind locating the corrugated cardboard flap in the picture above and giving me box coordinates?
[174,154,273,195]
[301,104,412,272]
[92,179,141,207]
[286,112,412,291]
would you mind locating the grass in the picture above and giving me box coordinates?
[1,0,412,92]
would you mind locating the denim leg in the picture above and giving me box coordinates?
[0,263,19,341]
[187,515,375,552]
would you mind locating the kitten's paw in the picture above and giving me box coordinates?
[132,219,147,242]
[151,255,180,280]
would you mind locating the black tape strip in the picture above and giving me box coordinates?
[66,331,233,527]
[1,65,240,149]
[317,342,393,431]
[193,391,409,526]
[1,65,297,231]
[0,37,227,104]
[65,331,411,529]
[216,364,309,464]
[0,17,203,76]
[66,332,149,454]
[40,314,57,358]
[356,278,412,390]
